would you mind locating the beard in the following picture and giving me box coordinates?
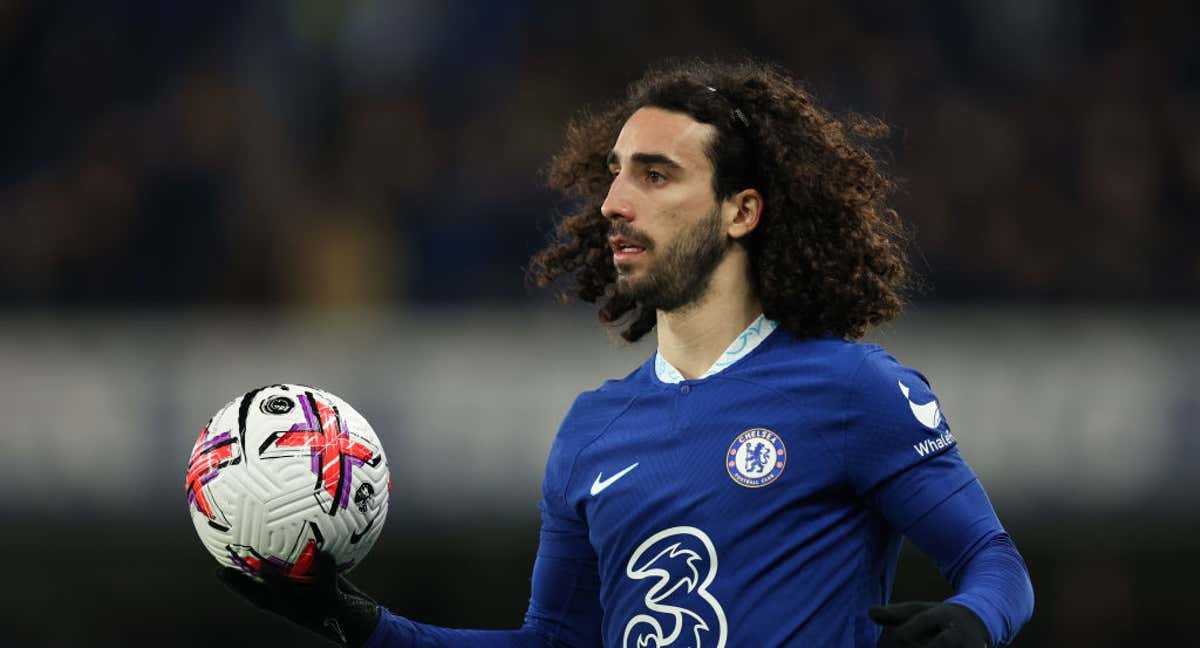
[614,204,728,313]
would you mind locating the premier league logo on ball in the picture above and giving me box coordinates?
[726,428,786,488]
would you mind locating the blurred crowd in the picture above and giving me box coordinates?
[1,0,1196,309]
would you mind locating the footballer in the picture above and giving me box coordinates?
[222,59,1034,647]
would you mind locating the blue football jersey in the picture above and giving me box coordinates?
[539,316,978,647]
[363,315,1027,648]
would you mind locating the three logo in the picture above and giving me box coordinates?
[623,526,727,648]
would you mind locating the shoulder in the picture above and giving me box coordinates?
[542,359,653,505]
[561,361,650,432]
[769,332,928,381]
[844,343,935,400]
[731,333,939,417]
[549,358,659,466]
[737,331,894,389]
[834,341,948,438]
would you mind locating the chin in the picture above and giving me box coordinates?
[615,275,648,300]
[615,266,638,284]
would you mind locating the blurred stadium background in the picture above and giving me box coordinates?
[1,1,1197,646]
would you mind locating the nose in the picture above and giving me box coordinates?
[601,173,634,222]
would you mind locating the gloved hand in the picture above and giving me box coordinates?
[218,552,381,647]
[869,601,991,648]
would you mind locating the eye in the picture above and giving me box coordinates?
[646,169,667,185]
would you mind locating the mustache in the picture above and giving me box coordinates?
[608,223,654,250]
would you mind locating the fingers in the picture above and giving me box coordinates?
[217,567,279,612]
[874,627,902,648]
[337,575,376,604]
[869,601,937,626]
[311,552,344,599]
[924,628,966,648]
[314,551,339,575]
[217,566,257,593]
[252,551,331,589]
[873,603,987,648]
[889,606,951,645]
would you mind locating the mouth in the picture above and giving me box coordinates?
[609,235,648,263]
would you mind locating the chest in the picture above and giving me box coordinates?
[570,380,847,563]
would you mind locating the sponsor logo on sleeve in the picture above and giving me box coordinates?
[897,381,957,457]
[898,380,942,430]
[912,430,957,457]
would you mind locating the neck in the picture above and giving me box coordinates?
[655,248,761,380]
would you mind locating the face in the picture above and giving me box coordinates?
[602,107,730,312]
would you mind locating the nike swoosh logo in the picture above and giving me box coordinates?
[898,380,943,430]
[590,462,640,496]
[349,515,376,544]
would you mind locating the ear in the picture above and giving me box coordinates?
[725,189,763,240]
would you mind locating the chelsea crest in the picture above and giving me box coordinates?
[726,427,786,488]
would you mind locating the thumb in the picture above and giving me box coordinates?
[312,552,343,595]
[868,601,936,626]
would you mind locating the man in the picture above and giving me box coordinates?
[222,59,1034,647]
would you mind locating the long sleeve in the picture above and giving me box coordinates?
[840,349,1034,645]
[364,392,606,648]
[901,479,1035,646]
[362,505,603,648]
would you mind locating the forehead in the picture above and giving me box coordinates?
[611,107,715,171]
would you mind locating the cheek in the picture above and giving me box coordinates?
[658,189,706,222]
[644,209,684,245]
[676,183,720,218]
[659,194,720,236]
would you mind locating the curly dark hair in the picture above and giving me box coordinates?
[529,59,914,342]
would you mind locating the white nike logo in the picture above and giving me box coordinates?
[590,462,640,496]
[898,380,943,430]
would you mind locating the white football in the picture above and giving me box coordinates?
[186,384,389,581]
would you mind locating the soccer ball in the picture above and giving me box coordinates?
[186,384,390,581]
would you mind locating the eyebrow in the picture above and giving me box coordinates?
[606,150,685,171]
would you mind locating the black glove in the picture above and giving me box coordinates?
[869,601,991,648]
[218,553,381,647]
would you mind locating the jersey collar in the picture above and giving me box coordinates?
[654,314,779,384]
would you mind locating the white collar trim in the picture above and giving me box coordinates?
[654,314,779,384]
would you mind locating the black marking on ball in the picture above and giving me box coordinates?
[260,395,295,415]
[237,387,265,454]
[354,482,374,513]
